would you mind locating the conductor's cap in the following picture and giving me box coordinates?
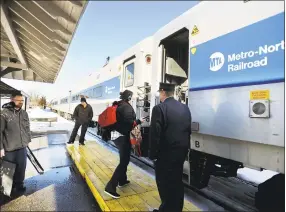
[158,83,175,92]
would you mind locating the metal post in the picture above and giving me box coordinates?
[69,90,71,113]
[24,96,27,111]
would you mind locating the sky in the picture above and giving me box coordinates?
[2,1,198,101]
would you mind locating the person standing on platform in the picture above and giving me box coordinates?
[149,83,192,212]
[105,90,142,199]
[67,97,93,145]
[0,93,31,194]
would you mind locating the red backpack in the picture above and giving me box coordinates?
[98,104,118,128]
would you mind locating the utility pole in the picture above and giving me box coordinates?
[69,90,71,113]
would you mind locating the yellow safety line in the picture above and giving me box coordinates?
[66,143,201,212]
[67,146,111,211]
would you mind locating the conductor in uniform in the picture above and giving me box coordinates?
[149,83,192,212]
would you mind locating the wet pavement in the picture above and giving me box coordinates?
[1,134,100,211]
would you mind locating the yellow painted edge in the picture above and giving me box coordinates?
[85,172,111,211]
[66,145,111,211]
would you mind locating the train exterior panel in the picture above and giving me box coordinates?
[149,1,284,173]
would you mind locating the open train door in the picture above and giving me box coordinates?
[158,28,189,105]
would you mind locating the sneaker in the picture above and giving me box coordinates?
[67,141,74,144]
[79,143,85,146]
[104,188,120,199]
[153,209,159,212]
[118,180,130,188]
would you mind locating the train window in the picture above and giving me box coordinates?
[88,89,92,98]
[125,63,134,87]
[93,86,102,98]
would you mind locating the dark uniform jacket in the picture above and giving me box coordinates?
[114,101,141,136]
[73,104,93,124]
[0,102,31,152]
[149,97,192,160]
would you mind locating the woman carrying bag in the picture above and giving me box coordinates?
[104,90,143,199]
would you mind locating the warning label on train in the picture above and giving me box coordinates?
[250,90,270,100]
[191,25,199,36]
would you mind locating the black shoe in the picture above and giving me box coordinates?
[104,188,120,199]
[12,186,26,194]
[118,180,130,188]
[79,142,85,146]
[153,209,159,212]
[67,141,74,144]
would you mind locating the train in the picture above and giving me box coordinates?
[51,1,284,191]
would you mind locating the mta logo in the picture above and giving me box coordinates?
[209,52,225,72]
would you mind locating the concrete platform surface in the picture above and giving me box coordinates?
[1,134,99,211]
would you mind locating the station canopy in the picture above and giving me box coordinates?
[0,80,28,98]
[0,0,88,83]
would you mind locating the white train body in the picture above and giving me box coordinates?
[53,37,153,123]
[52,0,284,183]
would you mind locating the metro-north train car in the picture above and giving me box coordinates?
[52,36,153,123]
[52,0,284,193]
[149,0,284,188]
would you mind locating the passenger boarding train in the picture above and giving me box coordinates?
[52,1,285,189]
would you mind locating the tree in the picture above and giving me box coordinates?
[38,96,47,108]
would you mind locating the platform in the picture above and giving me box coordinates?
[66,140,201,211]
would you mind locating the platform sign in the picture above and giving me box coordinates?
[189,12,285,91]
[250,90,270,100]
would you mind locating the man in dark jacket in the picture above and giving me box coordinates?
[149,83,192,212]
[0,93,31,193]
[105,90,142,199]
[67,97,93,145]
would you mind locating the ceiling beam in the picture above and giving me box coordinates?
[22,68,26,80]
[29,68,47,83]
[17,31,64,61]
[67,1,83,8]
[1,53,17,58]
[1,61,27,69]
[14,1,72,36]
[0,66,22,78]
[12,15,68,52]
[0,3,27,66]
[9,5,69,45]
[1,37,10,42]
[33,1,76,24]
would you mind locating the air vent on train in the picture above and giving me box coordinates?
[249,100,270,118]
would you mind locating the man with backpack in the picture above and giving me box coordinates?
[67,97,93,145]
[104,90,142,198]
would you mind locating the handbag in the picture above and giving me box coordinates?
[130,125,143,157]
[0,159,16,197]
[89,120,96,128]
